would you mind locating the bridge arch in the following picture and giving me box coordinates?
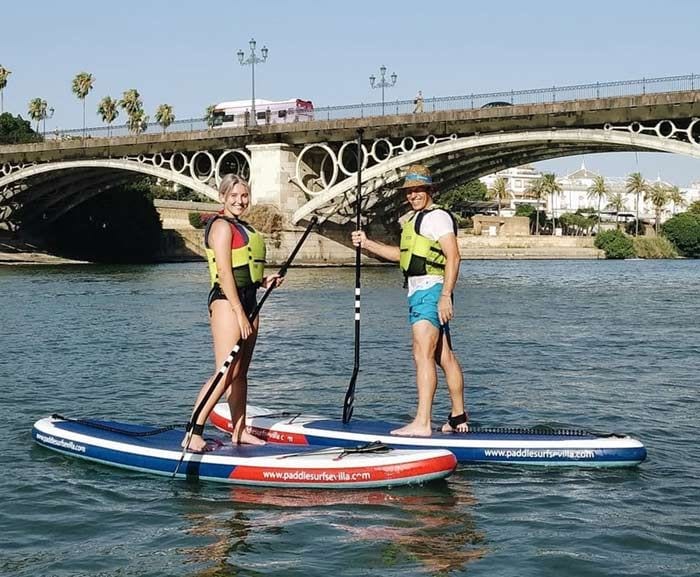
[0,159,220,228]
[292,128,700,224]
[0,158,219,200]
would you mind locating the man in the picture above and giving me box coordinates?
[413,90,424,113]
[351,164,467,436]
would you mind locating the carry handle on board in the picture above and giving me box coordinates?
[173,216,318,477]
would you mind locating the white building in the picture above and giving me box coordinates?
[480,162,697,224]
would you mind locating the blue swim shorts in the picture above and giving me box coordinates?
[407,283,449,330]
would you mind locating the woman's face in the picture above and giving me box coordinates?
[222,182,250,217]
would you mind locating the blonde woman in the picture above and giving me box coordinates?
[184,174,281,451]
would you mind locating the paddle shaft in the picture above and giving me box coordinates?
[342,129,364,424]
[173,216,317,476]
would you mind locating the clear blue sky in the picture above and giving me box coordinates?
[2,0,699,185]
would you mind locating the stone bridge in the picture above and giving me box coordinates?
[1,89,699,233]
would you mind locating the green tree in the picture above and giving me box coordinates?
[667,185,686,215]
[155,103,175,133]
[27,98,48,132]
[0,112,40,144]
[72,72,95,138]
[126,108,149,135]
[606,190,625,230]
[119,88,142,115]
[587,175,608,233]
[662,212,700,257]
[594,229,635,259]
[119,89,147,135]
[526,177,546,235]
[688,200,700,215]
[0,65,11,114]
[97,96,119,136]
[487,176,509,217]
[646,182,669,234]
[438,180,487,212]
[540,173,562,233]
[625,172,648,236]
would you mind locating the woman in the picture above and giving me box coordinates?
[184,174,281,451]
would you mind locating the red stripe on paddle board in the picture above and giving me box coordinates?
[229,454,456,484]
[209,413,310,445]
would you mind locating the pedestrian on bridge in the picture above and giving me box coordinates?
[413,90,424,113]
[351,164,467,436]
[183,174,282,451]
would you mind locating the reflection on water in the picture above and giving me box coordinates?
[180,476,485,576]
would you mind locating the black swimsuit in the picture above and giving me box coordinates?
[208,284,258,317]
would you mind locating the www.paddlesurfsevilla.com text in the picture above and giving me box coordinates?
[484,448,596,459]
[36,434,87,453]
[262,470,372,482]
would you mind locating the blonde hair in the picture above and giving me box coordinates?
[218,174,250,200]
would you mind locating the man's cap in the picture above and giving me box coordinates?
[398,164,435,190]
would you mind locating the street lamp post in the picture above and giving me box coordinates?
[237,38,268,127]
[369,65,397,116]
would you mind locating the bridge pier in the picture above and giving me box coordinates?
[248,143,305,217]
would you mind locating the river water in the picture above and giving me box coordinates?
[1,260,699,577]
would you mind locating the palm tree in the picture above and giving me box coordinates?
[97,96,119,137]
[667,185,686,215]
[119,89,147,135]
[606,191,625,230]
[126,108,149,135]
[540,173,562,234]
[625,172,647,236]
[72,72,95,138]
[27,98,48,132]
[647,182,669,234]
[587,175,608,234]
[155,104,175,133]
[205,104,216,129]
[487,176,509,217]
[0,65,11,114]
[525,178,546,235]
[119,89,142,115]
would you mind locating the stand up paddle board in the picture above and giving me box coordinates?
[32,415,456,488]
[210,405,647,468]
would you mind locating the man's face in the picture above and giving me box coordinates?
[405,186,433,211]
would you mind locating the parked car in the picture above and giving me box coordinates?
[481,101,513,108]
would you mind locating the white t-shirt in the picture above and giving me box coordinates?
[406,208,456,296]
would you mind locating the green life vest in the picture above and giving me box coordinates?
[399,205,457,277]
[204,215,266,288]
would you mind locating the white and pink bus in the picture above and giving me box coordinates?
[211,98,314,127]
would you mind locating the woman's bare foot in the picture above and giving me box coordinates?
[391,421,432,437]
[182,434,208,452]
[232,428,266,445]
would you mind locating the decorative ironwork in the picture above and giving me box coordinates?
[604,118,700,145]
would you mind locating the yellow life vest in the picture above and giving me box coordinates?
[399,205,457,277]
[204,216,266,288]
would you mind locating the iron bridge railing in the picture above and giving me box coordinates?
[24,73,700,142]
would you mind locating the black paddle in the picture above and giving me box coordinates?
[342,129,364,424]
[173,216,318,477]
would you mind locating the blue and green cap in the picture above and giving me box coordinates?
[398,164,436,191]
